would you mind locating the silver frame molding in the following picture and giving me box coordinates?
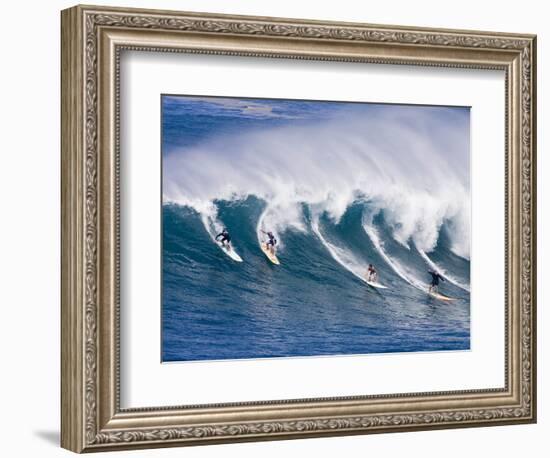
[61,4,537,453]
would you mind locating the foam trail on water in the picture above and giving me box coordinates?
[200,211,243,261]
[311,216,367,283]
[363,223,427,291]
[256,207,268,248]
[200,213,222,244]
[200,208,223,243]
[417,249,470,292]
[200,211,234,251]
[190,200,226,247]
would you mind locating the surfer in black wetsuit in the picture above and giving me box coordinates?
[215,229,232,249]
[428,270,445,293]
[366,264,378,283]
[261,230,277,255]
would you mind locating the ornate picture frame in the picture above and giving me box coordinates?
[61,4,536,453]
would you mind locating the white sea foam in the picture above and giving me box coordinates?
[163,106,470,258]
[362,222,427,291]
[200,212,223,244]
[310,215,368,283]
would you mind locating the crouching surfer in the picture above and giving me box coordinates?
[215,228,232,250]
[261,230,277,255]
[366,264,378,283]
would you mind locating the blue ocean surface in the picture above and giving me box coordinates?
[161,95,471,362]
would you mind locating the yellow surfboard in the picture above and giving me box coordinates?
[428,291,455,302]
[261,243,280,265]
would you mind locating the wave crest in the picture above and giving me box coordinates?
[164,107,470,258]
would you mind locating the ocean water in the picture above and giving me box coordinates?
[161,95,471,362]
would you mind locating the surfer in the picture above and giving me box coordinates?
[215,228,232,249]
[428,270,445,293]
[261,230,277,255]
[366,264,378,283]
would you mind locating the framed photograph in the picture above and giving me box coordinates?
[61,4,537,453]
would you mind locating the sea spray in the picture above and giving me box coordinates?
[164,107,470,260]
[310,213,369,283]
[362,221,427,291]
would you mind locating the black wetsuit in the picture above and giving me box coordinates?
[428,271,445,287]
[266,233,277,248]
[216,231,231,244]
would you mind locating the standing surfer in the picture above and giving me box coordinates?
[428,270,445,293]
[366,264,378,283]
[261,230,277,255]
[215,228,232,250]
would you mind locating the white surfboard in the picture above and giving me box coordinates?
[363,273,387,289]
[260,243,280,265]
[217,241,243,262]
[365,279,388,289]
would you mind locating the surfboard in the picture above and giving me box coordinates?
[362,273,387,289]
[365,280,388,289]
[260,243,280,265]
[428,290,455,301]
[217,241,243,262]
